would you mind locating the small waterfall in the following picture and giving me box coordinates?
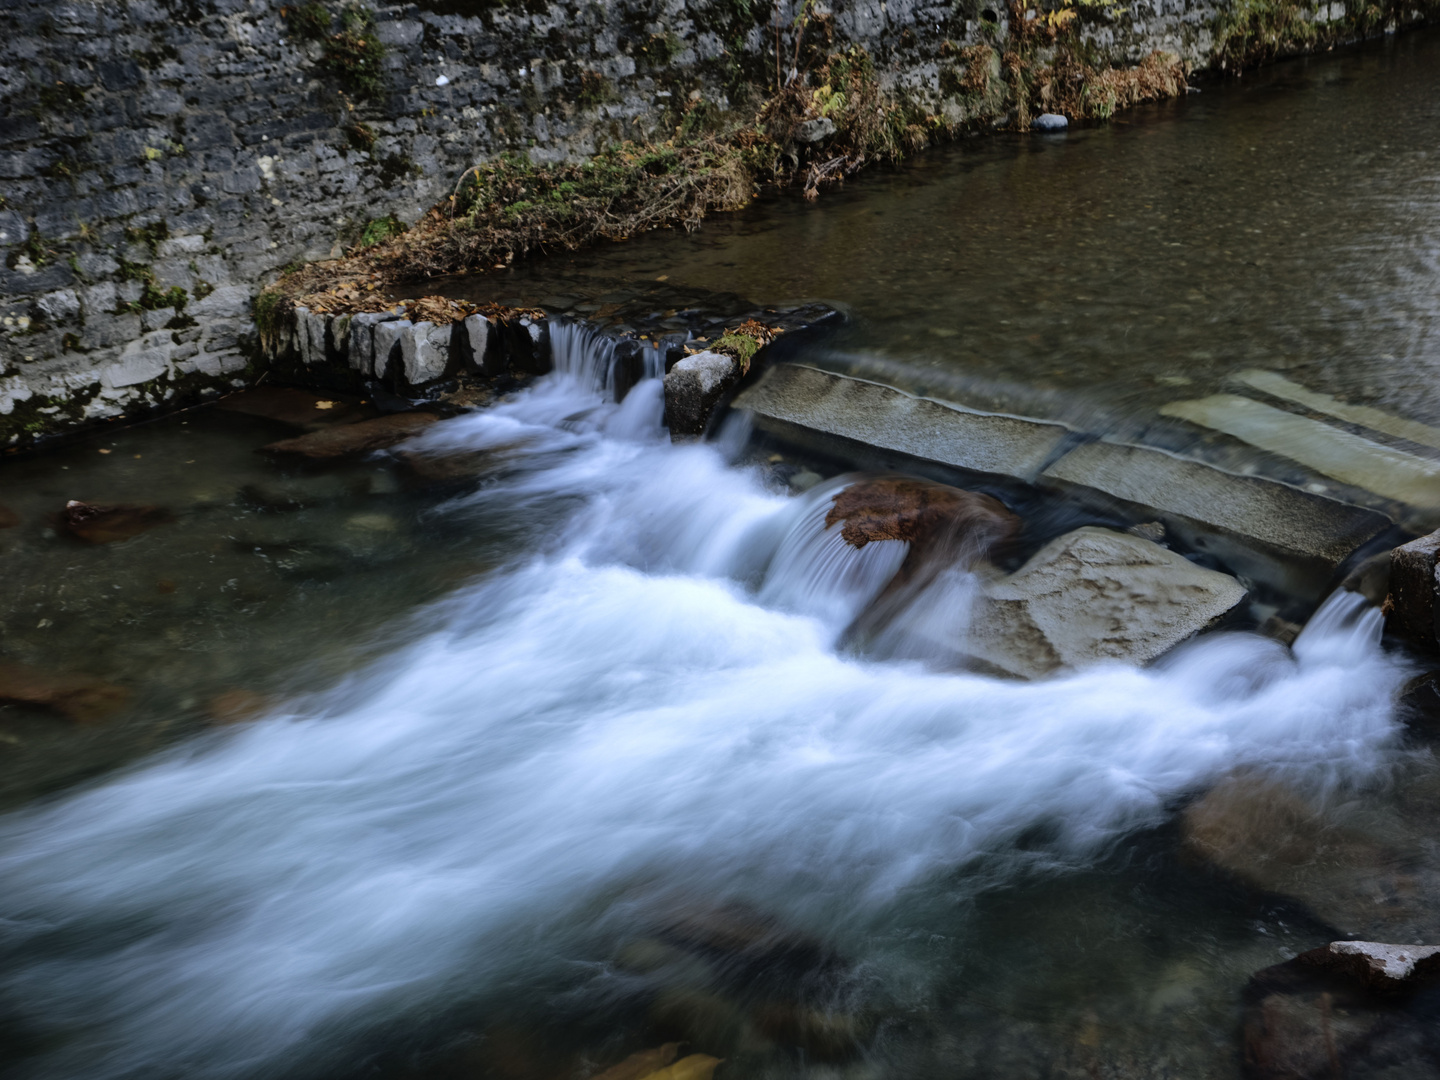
[548,319,667,402]
[757,481,911,635]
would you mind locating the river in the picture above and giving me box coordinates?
[2,30,1439,1080]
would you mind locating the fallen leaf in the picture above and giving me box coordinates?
[643,1055,723,1080]
[97,448,111,455]
[314,400,337,410]
[590,1044,680,1080]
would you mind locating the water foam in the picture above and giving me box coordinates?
[0,343,1410,1078]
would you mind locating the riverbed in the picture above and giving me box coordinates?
[3,30,1440,1080]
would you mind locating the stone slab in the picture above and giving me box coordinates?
[1387,530,1440,650]
[1041,439,1391,595]
[1161,393,1440,510]
[964,526,1246,679]
[1237,369,1440,452]
[733,363,1071,484]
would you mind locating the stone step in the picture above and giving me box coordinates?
[735,363,1392,600]
[732,363,1073,484]
[1160,393,1440,513]
[1235,369,1440,452]
[1040,439,1392,599]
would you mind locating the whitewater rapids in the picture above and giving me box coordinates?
[0,326,1410,1078]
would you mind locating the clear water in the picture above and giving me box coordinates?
[3,33,1440,1080]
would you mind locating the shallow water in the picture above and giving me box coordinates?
[4,32,1440,1080]
[0,334,1423,1080]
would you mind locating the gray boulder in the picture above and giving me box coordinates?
[1032,113,1068,131]
[965,526,1246,678]
[400,321,452,386]
[372,320,410,380]
[664,350,740,437]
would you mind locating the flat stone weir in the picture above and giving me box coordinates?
[733,363,1074,483]
[262,299,844,430]
[736,362,1396,598]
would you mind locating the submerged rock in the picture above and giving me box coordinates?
[260,413,439,460]
[238,473,359,512]
[0,503,18,528]
[0,659,128,722]
[206,689,276,725]
[1181,776,1440,941]
[1242,941,1440,1080]
[62,500,174,544]
[965,526,1246,678]
[216,386,373,430]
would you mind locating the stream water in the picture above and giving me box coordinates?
[3,30,1440,1080]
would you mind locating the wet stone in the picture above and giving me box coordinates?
[965,526,1247,679]
[827,474,1019,554]
[0,659,129,722]
[1182,775,1440,941]
[736,364,1071,483]
[664,350,740,437]
[62,500,175,544]
[1242,941,1440,1080]
[0,504,19,528]
[1041,438,1392,599]
[206,689,275,725]
[1387,529,1440,651]
[238,473,359,512]
[260,413,440,460]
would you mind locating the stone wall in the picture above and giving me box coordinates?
[0,0,1254,447]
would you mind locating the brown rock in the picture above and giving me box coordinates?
[752,1002,864,1061]
[260,413,440,460]
[0,504,19,528]
[1241,941,1440,1079]
[207,689,275,725]
[1243,983,1382,1080]
[825,474,1019,555]
[1181,776,1437,940]
[62,500,174,544]
[829,475,1021,643]
[1387,530,1440,650]
[216,387,373,430]
[0,660,129,722]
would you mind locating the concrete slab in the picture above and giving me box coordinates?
[1041,439,1392,597]
[733,363,1071,484]
[1161,393,1440,510]
[1237,370,1440,452]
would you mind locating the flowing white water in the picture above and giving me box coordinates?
[0,338,1411,1079]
